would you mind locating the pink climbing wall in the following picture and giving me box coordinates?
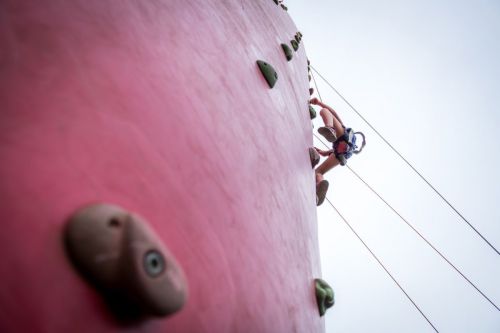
[0,0,322,332]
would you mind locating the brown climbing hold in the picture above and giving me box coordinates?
[65,203,188,319]
[309,148,320,168]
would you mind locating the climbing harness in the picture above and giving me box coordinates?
[321,127,366,166]
[334,128,366,165]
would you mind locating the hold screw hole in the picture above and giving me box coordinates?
[108,218,121,227]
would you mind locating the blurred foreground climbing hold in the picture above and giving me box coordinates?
[315,278,335,316]
[257,60,278,88]
[309,148,320,168]
[65,203,188,320]
[316,180,329,206]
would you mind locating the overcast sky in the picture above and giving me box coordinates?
[286,0,500,332]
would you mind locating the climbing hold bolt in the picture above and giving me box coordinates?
[315,278,335,316]
[309,148,320,168]
[291,40,299,51]
[281,44,293,61]
[257,60,278,88]
[144,250,165,278]
[65,203,188,319]
[309,105,316,119]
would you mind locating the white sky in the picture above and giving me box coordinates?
[286,1,500,332]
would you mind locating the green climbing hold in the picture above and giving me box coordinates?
[291,40,299,51]
[315,278,335,316]
[309,105,316,119]
[281,44,293,61]
[257,60,278,88]
[295,33,301,43]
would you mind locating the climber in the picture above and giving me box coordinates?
[311,97,365,206]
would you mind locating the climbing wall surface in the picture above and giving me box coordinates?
[0,0,322,332]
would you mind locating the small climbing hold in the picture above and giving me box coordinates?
[309,148,320,168]
[315,278,335,316]
[295,34,301,43]
[308,74,312,82]
[309,87,314,95]
[281,43,293,61]
[307,59,310,65]
[281,4,288,10]
[291,40,299,51]
[256,60,278,88]
[273,0,279,5]
[309,105,316,119]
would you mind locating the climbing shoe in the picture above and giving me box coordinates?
[316,180,329,206]
[318,126,337,143]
